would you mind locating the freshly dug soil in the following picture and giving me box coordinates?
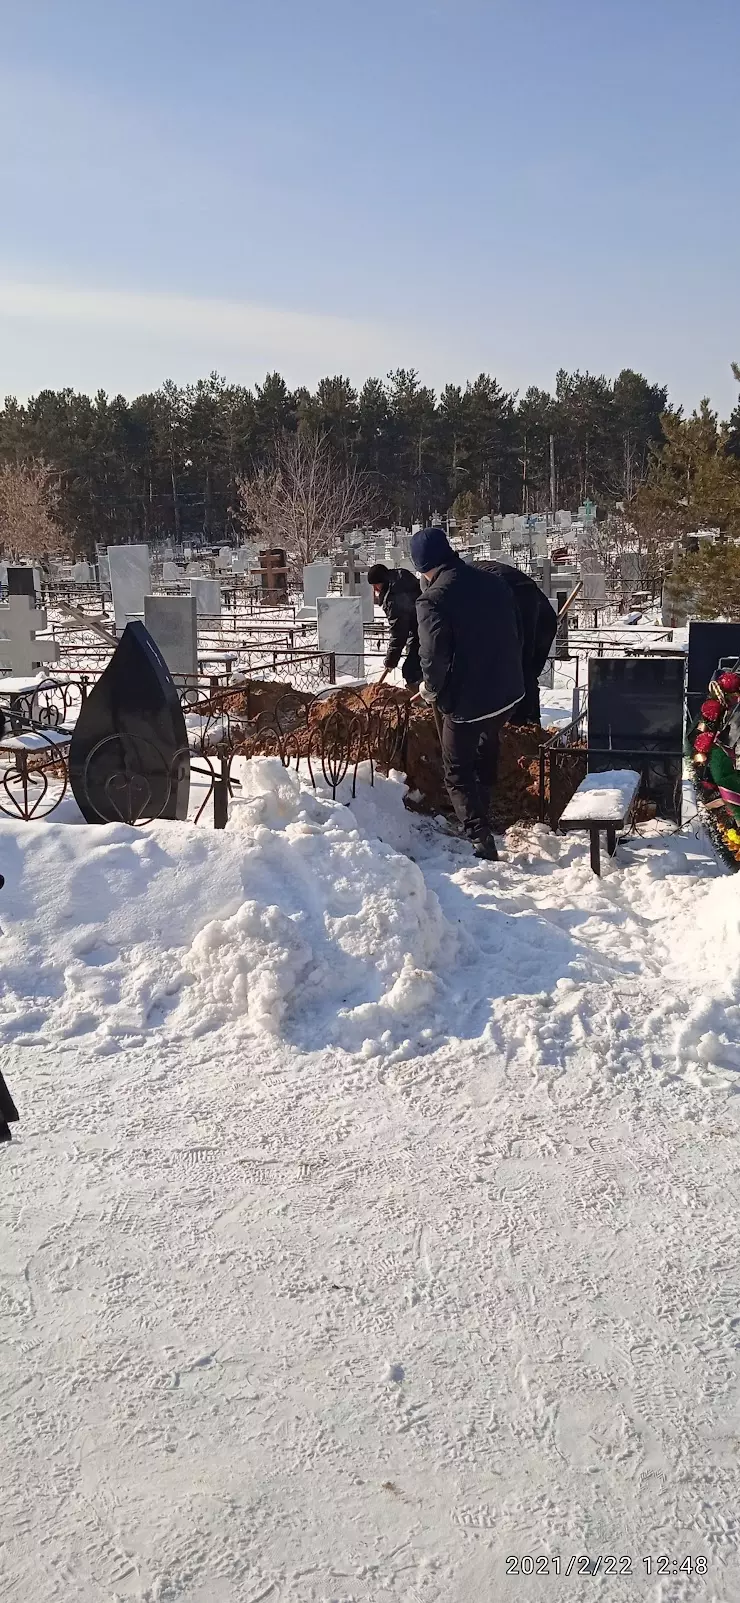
[226,679,585,829]
[216,678,314,729]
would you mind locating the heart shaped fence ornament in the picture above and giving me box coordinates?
[2,763,48,819]
[104,770,153,824]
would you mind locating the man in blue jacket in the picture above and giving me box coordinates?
[412,526,524,860]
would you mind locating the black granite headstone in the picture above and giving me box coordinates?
[687,621,740,726]
[69,621,190,824]
[587,657,685,822]
[7,567,36,597]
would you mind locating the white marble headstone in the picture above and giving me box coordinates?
[144,595,198,678]
[316,596,364,679]
[0,596,60,678]
[302,561,332,609]
[162,560,179,584]
[108,544,150,628]
[190,577,221,617]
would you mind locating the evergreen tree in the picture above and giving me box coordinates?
[633,400,740,538]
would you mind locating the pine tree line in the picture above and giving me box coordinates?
[0,367,669,552]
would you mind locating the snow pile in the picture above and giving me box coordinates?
[666,868,740,1082]
[0,758,458,1053]
[7,760,740,1602]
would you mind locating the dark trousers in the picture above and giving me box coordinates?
[440,709,509,834]
[401,641,422,686]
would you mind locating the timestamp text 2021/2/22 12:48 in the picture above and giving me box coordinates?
[505,1554,709,1578]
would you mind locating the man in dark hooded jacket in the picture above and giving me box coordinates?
[367,563,422,688]
[476,560,557,725]
[412,527,524,859]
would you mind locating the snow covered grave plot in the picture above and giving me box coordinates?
[4,758,740,1599]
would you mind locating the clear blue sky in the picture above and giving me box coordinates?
[1,0,738,412]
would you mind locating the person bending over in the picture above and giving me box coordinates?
[368,563,422,690]
[476,559,556,725]
[412,527,523,861]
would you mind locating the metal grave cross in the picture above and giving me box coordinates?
[0,595,61,678]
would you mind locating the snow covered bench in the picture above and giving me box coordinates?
[559,768,641,875]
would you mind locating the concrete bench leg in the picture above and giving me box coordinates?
[606,824,617,857]
[589,827,602,875]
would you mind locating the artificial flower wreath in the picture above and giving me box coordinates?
[689,667,740,866]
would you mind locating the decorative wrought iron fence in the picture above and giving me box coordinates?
[0,683,409,826]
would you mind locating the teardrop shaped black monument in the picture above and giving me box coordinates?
[69,621,190,824]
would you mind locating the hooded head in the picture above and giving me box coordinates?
[410,526,454,575]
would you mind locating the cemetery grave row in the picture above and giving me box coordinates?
[2,545,740,870]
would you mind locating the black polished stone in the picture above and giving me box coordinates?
[587,657,685,821]
[7,567,36,597]
[69,621,190,824]
[687,621,740,725]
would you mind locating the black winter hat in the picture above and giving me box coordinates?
[410,526,454,572]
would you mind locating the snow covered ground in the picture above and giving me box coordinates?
[3,760,740,1602]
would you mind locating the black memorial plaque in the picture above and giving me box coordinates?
[587,656,685,822]
[69,621,190,824]
[7,567,36,597]
[687,621,740,726]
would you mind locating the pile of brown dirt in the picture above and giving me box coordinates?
[219,678,585,828]
[304,683,584,828]
[206,678,314,729]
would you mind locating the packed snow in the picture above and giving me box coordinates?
[3,759,740,1602]
[560,770,641,824]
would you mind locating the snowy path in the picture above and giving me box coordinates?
[2,764,740,1602]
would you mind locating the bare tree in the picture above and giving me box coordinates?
[587,509,676,600]
[237,431,376,569]
[0,460,71,562]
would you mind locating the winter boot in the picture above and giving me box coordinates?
[467,829,499,862]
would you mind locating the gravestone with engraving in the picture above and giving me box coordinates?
[316,596,364,678]
[687,620,740,726]
[189,577,221,617]
[0,596,60,678]
[69,622,190,824]
[588,656,684,821]
[144,595,198,679]
[108,544,150,629]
